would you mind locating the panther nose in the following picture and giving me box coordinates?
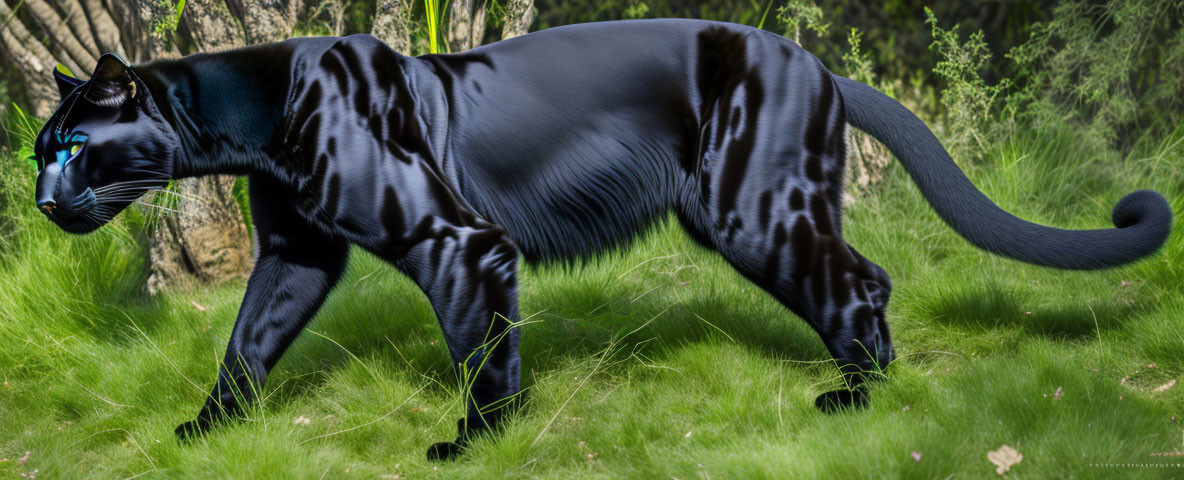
[36,161,61,216]
[38,199,57,216]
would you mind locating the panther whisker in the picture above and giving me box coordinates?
[97,193,153,202]
[93,183,161,196]
[133,200,180,214]
[143,188,207,203]
[95,178,168,187]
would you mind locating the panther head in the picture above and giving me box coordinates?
[32,54,177,234]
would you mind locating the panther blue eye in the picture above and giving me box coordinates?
[55,133,88,167]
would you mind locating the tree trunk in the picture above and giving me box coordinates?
[182,0,246,51]
[23,0,97,73]
[501,0,534,40]
[147,176,253,294]
[83,0,125,56]
[372,0,413,54]
[0,1,59,117]
[227,0,297,44]
[448,0,486,51]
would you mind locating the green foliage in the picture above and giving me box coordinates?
[152,0,187,35]
[924,7,1012,160]
[423,0,444,53]
[841,28,881,93]
[622,1,649,20]
[485,0,507,30]
[776,0,829,44]
[5,103,38,169]
[1005,0,1184,154]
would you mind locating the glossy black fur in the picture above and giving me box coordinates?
[32,19,1171,460]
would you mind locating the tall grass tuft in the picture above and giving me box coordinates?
[423,0,446,54]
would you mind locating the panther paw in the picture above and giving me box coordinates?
[427,440,465,461]
[174,418,211,441]
[814,388,869,413]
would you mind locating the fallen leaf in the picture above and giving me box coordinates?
[911,451,922,462]
[190,301,206,312]
[1053,386,1062,400]
[1154,379,1177,393]
[1149,363,1158,369]
[18,451,29,463]
[988,445,1022,475]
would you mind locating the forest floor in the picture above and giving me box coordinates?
[1,123,1182,479]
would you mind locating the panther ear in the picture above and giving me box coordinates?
[85,53,137,106]
[53,67,84,99]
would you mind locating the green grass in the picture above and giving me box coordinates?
[1,122,1182,479]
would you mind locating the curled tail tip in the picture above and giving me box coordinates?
[1110,189,1173,260]
[1112,190,1172,229]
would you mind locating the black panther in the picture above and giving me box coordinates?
[31,19,1172,460]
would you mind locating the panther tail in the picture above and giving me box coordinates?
[832,74,1172,270]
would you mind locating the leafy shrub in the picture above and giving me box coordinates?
[777,0,830,44]
[924,7,1012,161]
[1005,0,1184,154]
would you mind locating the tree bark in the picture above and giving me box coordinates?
[372,0,413,54]
[448,0,486,51]
[182,0,245,51]
[103,0,177,61]
[0,0,60,117]
[83,0,124,56]
[23,0,96,73]
[226,0,297,44]
[501,0,534,40]
[147,176,253,294]
[57,0,100,55]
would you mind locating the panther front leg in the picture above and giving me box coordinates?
[394,219,522,461]
[176,182,350,439]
